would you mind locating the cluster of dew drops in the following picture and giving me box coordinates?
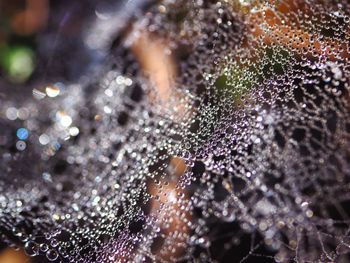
[2,0,350,262]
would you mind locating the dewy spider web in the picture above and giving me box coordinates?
[1,0,350,262]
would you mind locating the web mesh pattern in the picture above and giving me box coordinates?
[1,0,350,262]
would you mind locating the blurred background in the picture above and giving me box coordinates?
[0,0,135,102]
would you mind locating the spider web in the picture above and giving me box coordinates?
[1,0,350,262]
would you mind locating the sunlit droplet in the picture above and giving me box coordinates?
[6,107,18,120]
[46,85,61,98]
[69,127,79,136]
[16,128,29,140]
[16,141,26,151]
